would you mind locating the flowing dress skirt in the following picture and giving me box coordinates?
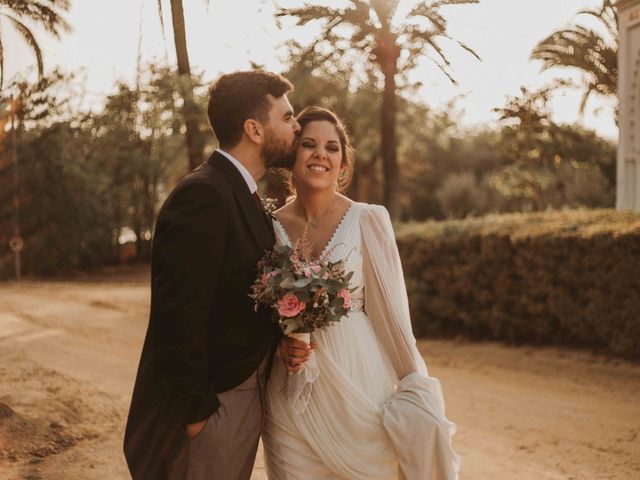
[263,310,401,480]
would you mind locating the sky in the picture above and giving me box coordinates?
[5,0,618,139]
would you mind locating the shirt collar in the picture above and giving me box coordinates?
[216,149,258,194]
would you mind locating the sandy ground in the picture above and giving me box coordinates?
[0,267,638,480]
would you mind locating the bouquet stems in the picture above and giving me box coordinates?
[288,332,310,372]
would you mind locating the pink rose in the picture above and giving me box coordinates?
[337,289,352,309]
[278,293,306,318]
[303,265,322,278]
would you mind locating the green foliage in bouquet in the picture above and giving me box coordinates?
[250,242,355,335]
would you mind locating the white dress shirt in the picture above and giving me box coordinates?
[217,149,257,194]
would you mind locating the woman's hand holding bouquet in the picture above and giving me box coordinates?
[250,235,354,412]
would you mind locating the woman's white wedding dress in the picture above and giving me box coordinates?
[263,202,460,480]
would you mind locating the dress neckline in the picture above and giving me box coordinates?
[275,202,356,260]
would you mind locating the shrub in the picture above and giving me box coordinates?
[396,209,640,358]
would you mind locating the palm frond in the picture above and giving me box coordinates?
[407,2,446,33]
[579,84,597,114]
[342,1,373,31]
[276,5,344,25]
[281,0,478,87]
[427,37,454,70]
[286,18,345,68]
[531,24,617,97]
[401,18,480,82]
[423,52,457,84]
[406,27,451,66]
[576,10,617,41]
[278,2,378,58]
[3,13,43,76]
[455,38,481,61]
[410,0,479,28]
[530,0,618,113]
[1,0,71,37]
[576,0,618,40]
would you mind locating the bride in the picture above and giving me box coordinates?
[263,106,461,480]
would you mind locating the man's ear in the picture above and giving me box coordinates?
[244,119,264,145]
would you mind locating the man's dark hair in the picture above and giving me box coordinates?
[207,71,293,149]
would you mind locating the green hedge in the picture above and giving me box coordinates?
[396,209,640,358]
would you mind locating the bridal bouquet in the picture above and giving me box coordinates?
[250,234,354,413]
[249,243,354,336]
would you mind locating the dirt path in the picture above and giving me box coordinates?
[0,269,638,479]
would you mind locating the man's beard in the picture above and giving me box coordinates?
[262,128,296,169]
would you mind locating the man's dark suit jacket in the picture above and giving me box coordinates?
[123,151,280,479]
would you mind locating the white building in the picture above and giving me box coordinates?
[617,0,640,211]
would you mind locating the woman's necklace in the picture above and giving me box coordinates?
[305,195,339,229]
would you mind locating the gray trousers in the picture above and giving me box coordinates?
[185,353,271,480]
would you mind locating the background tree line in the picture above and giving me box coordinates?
[0,58,615,278]
[0,0,619,278]
[0,65,213,276]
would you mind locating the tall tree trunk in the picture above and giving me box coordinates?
[170,0,203,171]
[113,166,123,264]
[9,100,22,280]
[380,53,400,220]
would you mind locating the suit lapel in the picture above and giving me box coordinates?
[208,152,275,253]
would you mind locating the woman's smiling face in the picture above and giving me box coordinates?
[292,120,343,192]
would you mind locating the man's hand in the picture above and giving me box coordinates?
[186,419,208,439]
[278,336,318,372]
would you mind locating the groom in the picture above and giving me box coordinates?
[124,71,304,479]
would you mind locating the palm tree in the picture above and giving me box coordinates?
[530,0,618,115]
[278,0,480,219]
[157,0,204,171]
[0,0,71,87]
